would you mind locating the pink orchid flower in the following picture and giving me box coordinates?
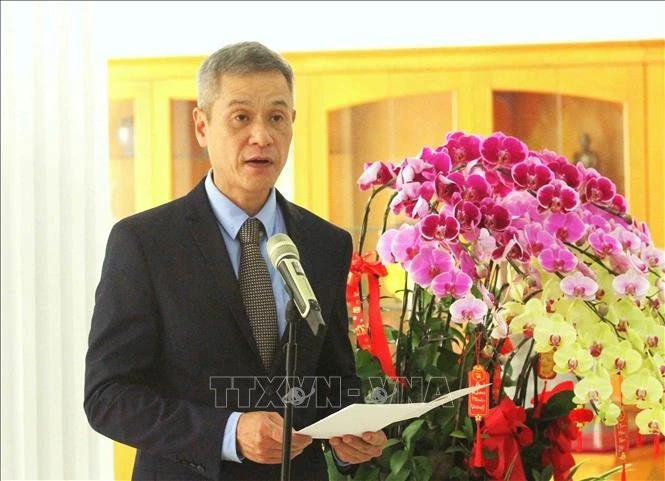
[449,295,488,324]
[357,161,396,190]
[390,225,422,269]
[560,272,599,301]
[613,269,650,299]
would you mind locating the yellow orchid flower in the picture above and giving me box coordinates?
[606,297,647,333]
[635,405,665,435]
[597,400,622,426]
[576,320,617,359]
[573,369,613,405]
[510,298,547,338]
[600,340,643,375]
[630,318,665,356]
[553,343,594,376]
[621,368,664,408]
[533,313,577,353]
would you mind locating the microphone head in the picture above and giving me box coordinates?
[267,233,300,267]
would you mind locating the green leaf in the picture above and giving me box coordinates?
[411,455,433,481]
[579,464,626,481]
[449,430,467,439]
[382,438,403,450]
[541,463,553,481]
[447,466,469,480]
[385,468,412,481]
[353,463,381,481]
[444,445,470,455]
[402,419,425,449]
[564,462,585,481]
[462,416,474,440]
[390,449,410,475]
[355,349,384,379]
[539,390,575,421]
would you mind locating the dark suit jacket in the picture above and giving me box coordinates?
[84,180,361,481]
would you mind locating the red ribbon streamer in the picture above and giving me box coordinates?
[346,252,396,379]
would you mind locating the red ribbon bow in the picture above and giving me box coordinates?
[346,252,396,379]
[473,397,533,480]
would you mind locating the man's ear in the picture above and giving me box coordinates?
[292,109,296,123]
[192,107,208,148]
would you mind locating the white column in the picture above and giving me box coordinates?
[1,1,114,479]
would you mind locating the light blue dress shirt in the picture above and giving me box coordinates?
[204,172,289,462]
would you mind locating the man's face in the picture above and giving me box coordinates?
[193,71,295,214]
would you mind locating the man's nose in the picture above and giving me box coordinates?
[249,119,273,147]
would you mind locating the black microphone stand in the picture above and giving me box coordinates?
[280,301,300,481]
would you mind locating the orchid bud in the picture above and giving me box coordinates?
[482,344,494,357]
[476,264,489,279]
[596,302,609,317]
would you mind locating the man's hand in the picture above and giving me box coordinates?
[329,430,387,464]
[236,411,312,464]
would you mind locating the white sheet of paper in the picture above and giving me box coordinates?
[296,383,489,439]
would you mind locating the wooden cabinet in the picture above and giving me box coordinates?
[286,40,664,249]
[107,40,664,480]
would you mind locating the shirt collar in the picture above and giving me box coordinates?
[204,170,278,240]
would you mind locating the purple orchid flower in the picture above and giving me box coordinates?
[588,230,623,258]
[419,146,451,176]
[357,161,396,190]
[431,270,473,299]
[537,179,580,213]
[479,198,511,233]
[511,158,554,191]
[480,132,528,168]
[544,212,586,244]
[444,131,482,167]
[523,224,556,257]
[584,175,617,205]
[409,246,454,288]
[419,213,460,241]
[538,245,577,273]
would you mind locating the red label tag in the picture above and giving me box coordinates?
[615,408,629,459]
[537,351,557,380]
[468,364,490,418]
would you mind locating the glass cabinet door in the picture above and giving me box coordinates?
[171,99,208,199]
[108,99,135,219]
[493,91,625,194]
[327,92,454,251]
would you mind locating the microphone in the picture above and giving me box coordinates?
[267,233,326,337]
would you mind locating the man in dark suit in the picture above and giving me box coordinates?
[84,41,386,480]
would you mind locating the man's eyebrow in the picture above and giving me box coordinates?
[226,99,290,108]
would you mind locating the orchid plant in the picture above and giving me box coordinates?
[341,131,665,481]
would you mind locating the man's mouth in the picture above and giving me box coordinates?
[245,156,272,165]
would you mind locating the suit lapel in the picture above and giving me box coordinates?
[270,193,326,376]
[183,181,263,364]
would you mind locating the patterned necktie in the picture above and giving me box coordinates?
[237,218,279,371]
